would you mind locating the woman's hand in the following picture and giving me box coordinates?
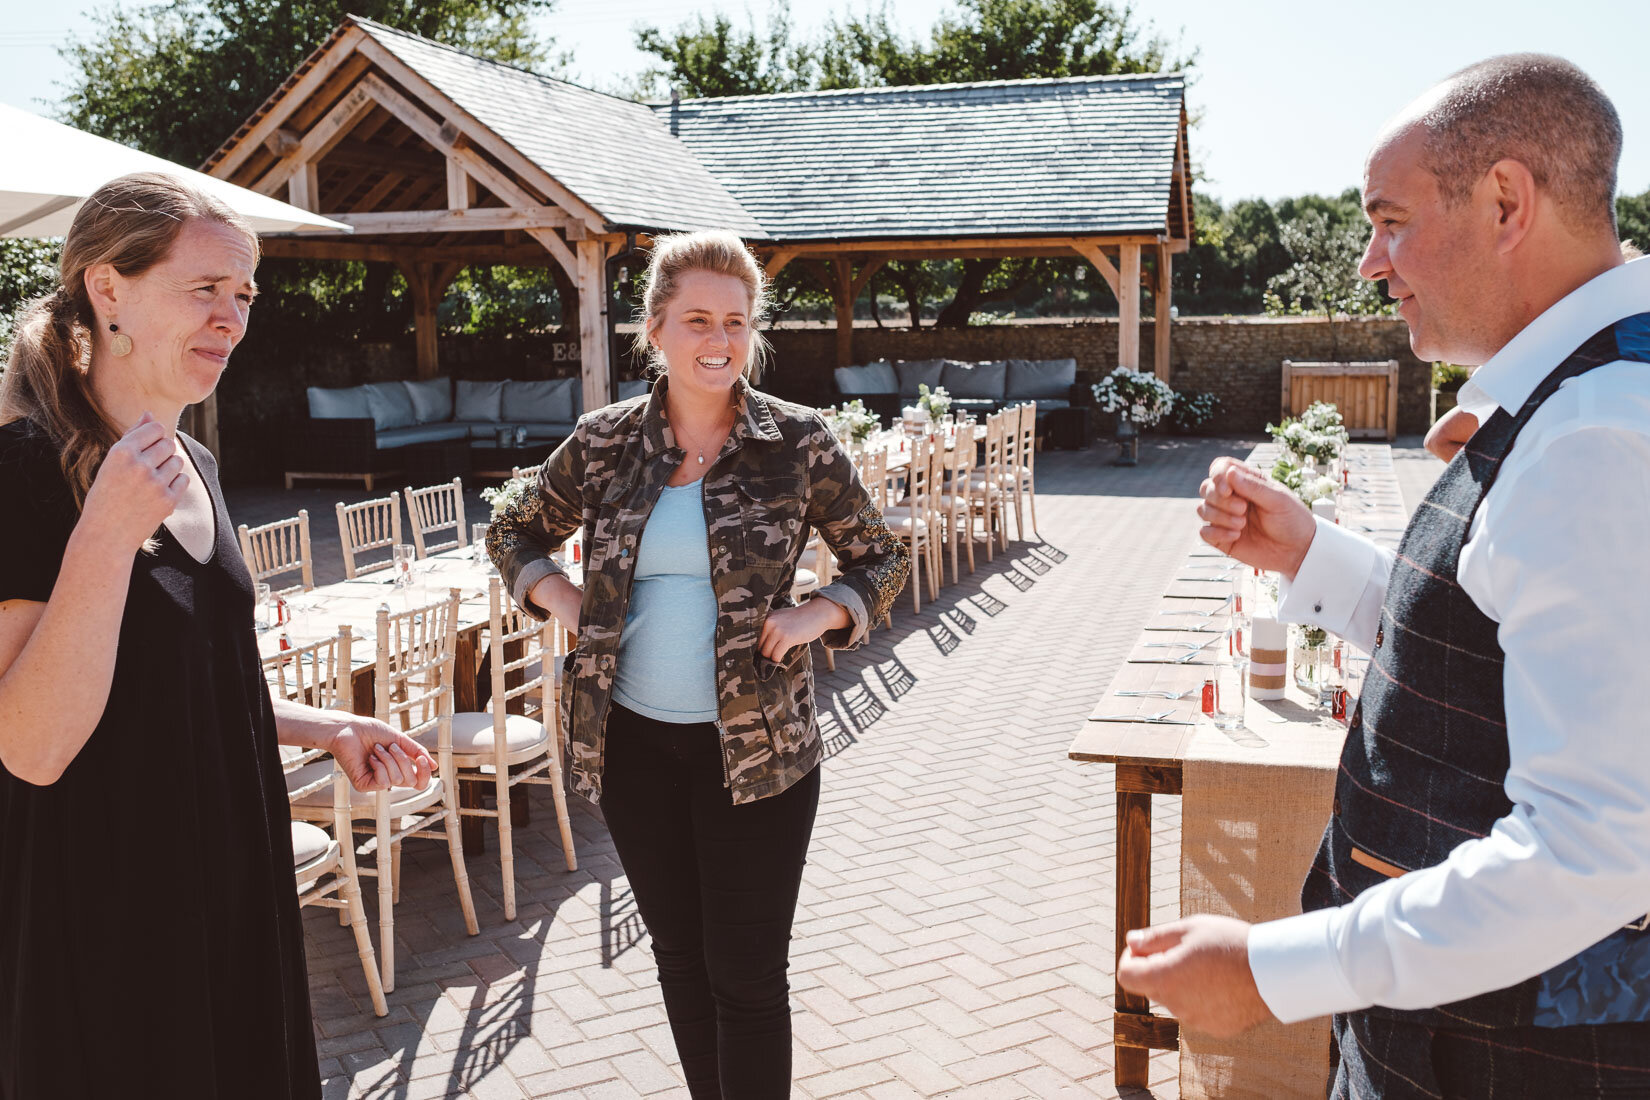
[326,718,435,793]
[1198,458,1317,579]
[528,573,583,637]
[761,597,849,663]
[81,412,189,552]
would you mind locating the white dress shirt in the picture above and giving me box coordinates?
[1247,257,1650,1025]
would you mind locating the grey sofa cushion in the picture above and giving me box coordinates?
[519,423,577,442]
[1029,398,1071,410]
[894,359,944,398]
[455,379,505,422]
[362,381,417,431]
[503,378,577,424]
[307,385,372,420]
[374,424,470,448]
[456,421,509,442]
[834,361,899,395]
[617,379,650,401]
[1007,358,1078,399]
[940,360,1008,400]
[403,377,453,424]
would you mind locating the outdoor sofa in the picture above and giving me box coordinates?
[286,376,648,489]
[833,358,1090,446]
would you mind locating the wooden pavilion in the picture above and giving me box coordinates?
[202,17,1192,452]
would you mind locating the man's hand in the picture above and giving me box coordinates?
[1198,458,1317,579]
[327,718,435,793]
[1117,915,1275,1038]
[1424,405,1479,463]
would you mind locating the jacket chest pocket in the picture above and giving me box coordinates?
[735,476,806,567]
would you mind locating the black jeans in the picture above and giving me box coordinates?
[600,703,820,1100]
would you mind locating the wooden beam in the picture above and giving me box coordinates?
[1115,788,1153,1088]
[399,261,462,380]
[1072,242,1121,298]
[448,156,475,212]
[1119,244,1142,370]
[1154,244,1173,382]
[288,162,319,212]
[769,233,1167,257]
[322,207,574,234]
[262,128,301,158]
[353,43,608,233]
[526,228,579,283]
[576,239,611,412]
[251,79,378,197]
[832,257,855,368]
[321,138,442,180]
[763,248,799,278]
[207,24,369,182]
[259,237,555,265]
[849,258,885,299]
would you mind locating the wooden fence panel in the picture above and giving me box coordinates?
[1280,360,1399,440]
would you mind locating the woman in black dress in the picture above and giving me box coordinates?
[0,173,436,1099]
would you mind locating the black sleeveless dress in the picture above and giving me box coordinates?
[0,423,319,1099]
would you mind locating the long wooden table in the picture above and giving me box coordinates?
[1066,444,1408,1096]
[259,543,579,853]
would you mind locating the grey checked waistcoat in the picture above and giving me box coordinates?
[1302,313,1650,1031]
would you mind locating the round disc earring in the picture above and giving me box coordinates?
[108,322,133,357]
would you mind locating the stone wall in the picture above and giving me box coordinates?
[758,315,1431,436]
[211,315,1429,483]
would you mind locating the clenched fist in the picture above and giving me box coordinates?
[82,412,189,552]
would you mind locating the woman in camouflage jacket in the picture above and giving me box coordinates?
[488,231,907,1097]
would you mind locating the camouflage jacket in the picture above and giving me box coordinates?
[487,378,909,806]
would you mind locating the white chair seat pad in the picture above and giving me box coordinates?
[792,567,820,596]
[291,821,335,869]
[427,711,552,757]
[887,514,929,535]
[289,759,446,812]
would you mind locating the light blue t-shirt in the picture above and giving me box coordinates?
[612,480,721,723]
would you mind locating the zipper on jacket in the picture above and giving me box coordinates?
[715,720,732,788]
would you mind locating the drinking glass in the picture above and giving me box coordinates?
[1211,658,1249,731]
[254,582,273,632]
[471,523,490,566]
[392,543,416,589]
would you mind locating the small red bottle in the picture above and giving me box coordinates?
[1201,679,1216,715]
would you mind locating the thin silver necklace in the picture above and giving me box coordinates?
[673,415,734,466]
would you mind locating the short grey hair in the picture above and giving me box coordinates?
[1420,54,1621,231]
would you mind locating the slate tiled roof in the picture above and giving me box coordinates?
[353,19,766,237]
[658,75,1186,241]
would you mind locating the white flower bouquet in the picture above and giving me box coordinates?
[916,384,952,421]
[1091,367,1175,427]
[480,475,531,520]
[823,399,880,444]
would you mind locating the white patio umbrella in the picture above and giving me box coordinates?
[0,102,350,238]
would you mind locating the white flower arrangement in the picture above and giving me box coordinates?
[822,399,880,444]
[480,475,531,520]
[1091,367,1175,427]
[916,383,952,420]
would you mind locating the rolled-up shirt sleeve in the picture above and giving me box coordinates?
[1276,517,1390,655]
[487,424,587,619]
[803,415,909,649]
[1251,425,1650,1024]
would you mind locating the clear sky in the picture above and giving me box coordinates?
[2,0,1646,204]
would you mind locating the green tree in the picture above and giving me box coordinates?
[0,239,63,360]
[1265,207,1391,358]
[59,0,561,167]
[1618,188,1650,255]
[635,4,815,99]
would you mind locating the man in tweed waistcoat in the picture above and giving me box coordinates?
[1119,55,1650,1097]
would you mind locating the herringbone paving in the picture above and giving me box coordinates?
[223,436,1442,1099]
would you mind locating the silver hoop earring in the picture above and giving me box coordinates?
[108,322,133,358]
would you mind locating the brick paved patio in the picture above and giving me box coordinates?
[225,435,1441,1099]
